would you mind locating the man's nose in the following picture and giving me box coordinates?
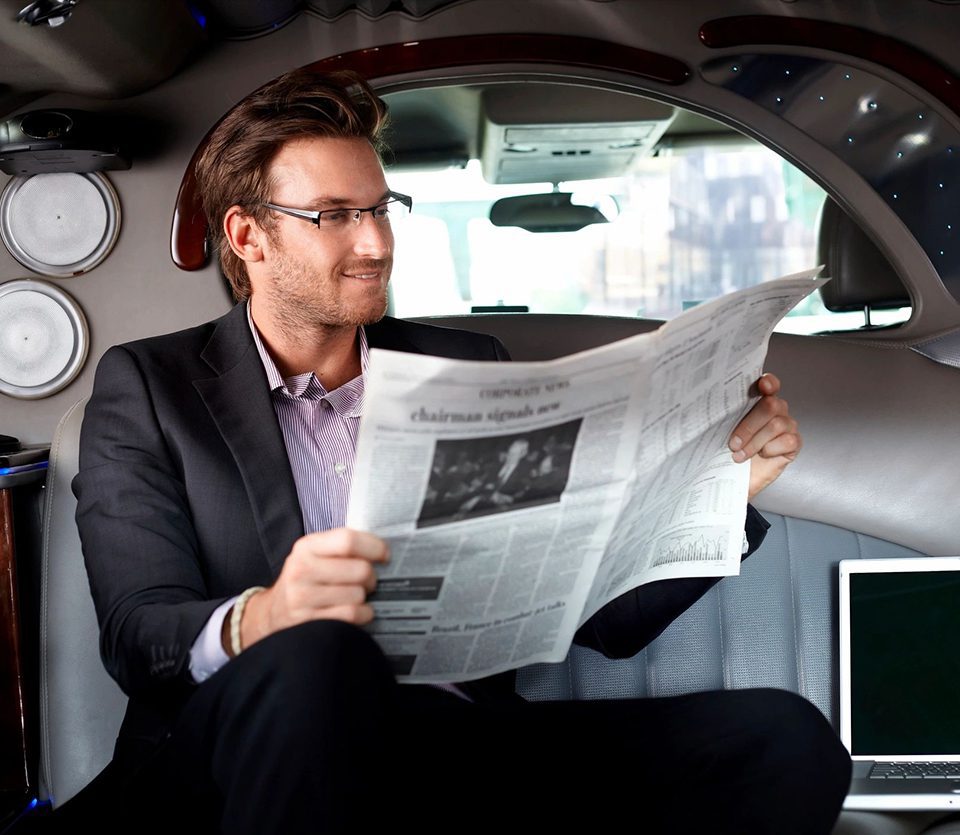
[350,212,392,258]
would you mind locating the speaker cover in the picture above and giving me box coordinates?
[0,171,120,276]
[0,279,88,399]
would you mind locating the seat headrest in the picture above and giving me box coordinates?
[816,197,910,312]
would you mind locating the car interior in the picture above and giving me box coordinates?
[1,1,959,833]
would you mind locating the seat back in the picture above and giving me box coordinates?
[816,197,911,314]
[38,397,126,807]
[516,513,921,729]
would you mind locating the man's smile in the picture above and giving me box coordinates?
[341,259,391,281]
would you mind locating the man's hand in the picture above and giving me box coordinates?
[729,373,802,500]
[237,528,389,652]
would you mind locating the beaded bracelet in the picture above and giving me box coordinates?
[230,586,265,657]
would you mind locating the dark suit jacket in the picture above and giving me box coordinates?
[73,301,768,748]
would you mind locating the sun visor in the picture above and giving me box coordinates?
[480,85,674,185]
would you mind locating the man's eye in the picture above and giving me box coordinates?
[322,210,349,223]
[373,204,390,219]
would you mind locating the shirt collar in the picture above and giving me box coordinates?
[246,301,368,417]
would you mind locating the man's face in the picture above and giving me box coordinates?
[255,135,394,329]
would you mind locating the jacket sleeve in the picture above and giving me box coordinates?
[73,345,226,701]
[572,505,771,658]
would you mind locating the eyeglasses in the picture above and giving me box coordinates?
[262,191,412,229]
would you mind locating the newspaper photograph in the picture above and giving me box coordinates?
[347,269,827,682]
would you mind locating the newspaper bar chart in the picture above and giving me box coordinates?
[653,530,727,565]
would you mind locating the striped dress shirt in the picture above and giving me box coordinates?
[250,311,369,536]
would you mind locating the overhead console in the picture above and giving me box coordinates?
[479,84,675,185]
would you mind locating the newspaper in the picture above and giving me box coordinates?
[347,269,826,682]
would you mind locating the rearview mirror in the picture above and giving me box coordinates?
[488,192,618,233]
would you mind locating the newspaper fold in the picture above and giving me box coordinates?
[347,269,827,682]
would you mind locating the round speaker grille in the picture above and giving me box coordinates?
[0,279,88,399]
[0,171,120,276]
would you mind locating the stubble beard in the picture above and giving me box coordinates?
[267,249,391,339]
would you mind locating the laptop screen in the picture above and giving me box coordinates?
[846,565,960,756]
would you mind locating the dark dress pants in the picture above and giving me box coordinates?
[57,620,851,834]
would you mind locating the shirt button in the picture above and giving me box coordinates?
[320,399,332,410]
[334,462,347,476]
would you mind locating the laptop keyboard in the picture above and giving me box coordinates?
[870,762,960,780]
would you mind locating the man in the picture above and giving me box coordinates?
[70,68,850,834]
[454,437,534,517]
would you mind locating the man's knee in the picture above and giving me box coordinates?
[672,688,850,834]
[253,618,384,662]
[739,688,852,808]
[220,619,395,713]
[749,688,845,756]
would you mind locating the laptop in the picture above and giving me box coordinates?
[840,556,960,810]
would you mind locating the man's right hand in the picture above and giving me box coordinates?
[234,528,389,653]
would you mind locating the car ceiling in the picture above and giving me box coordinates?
[7,0,952,188]
[1,0,958,120]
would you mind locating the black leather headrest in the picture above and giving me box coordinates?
[817,197,910,312]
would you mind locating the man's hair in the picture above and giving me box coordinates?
[194,68,389,301]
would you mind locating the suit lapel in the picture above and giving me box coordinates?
[193,303,304,578]
[189,313,431,578]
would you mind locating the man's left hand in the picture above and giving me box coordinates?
[729,373,802,500]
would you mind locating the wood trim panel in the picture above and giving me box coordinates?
[0,488,28,796]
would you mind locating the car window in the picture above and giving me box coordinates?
[387,130,911,334]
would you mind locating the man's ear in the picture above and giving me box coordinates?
[224,206,266,264]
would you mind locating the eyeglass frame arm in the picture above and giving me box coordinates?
[261,190,412,227]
